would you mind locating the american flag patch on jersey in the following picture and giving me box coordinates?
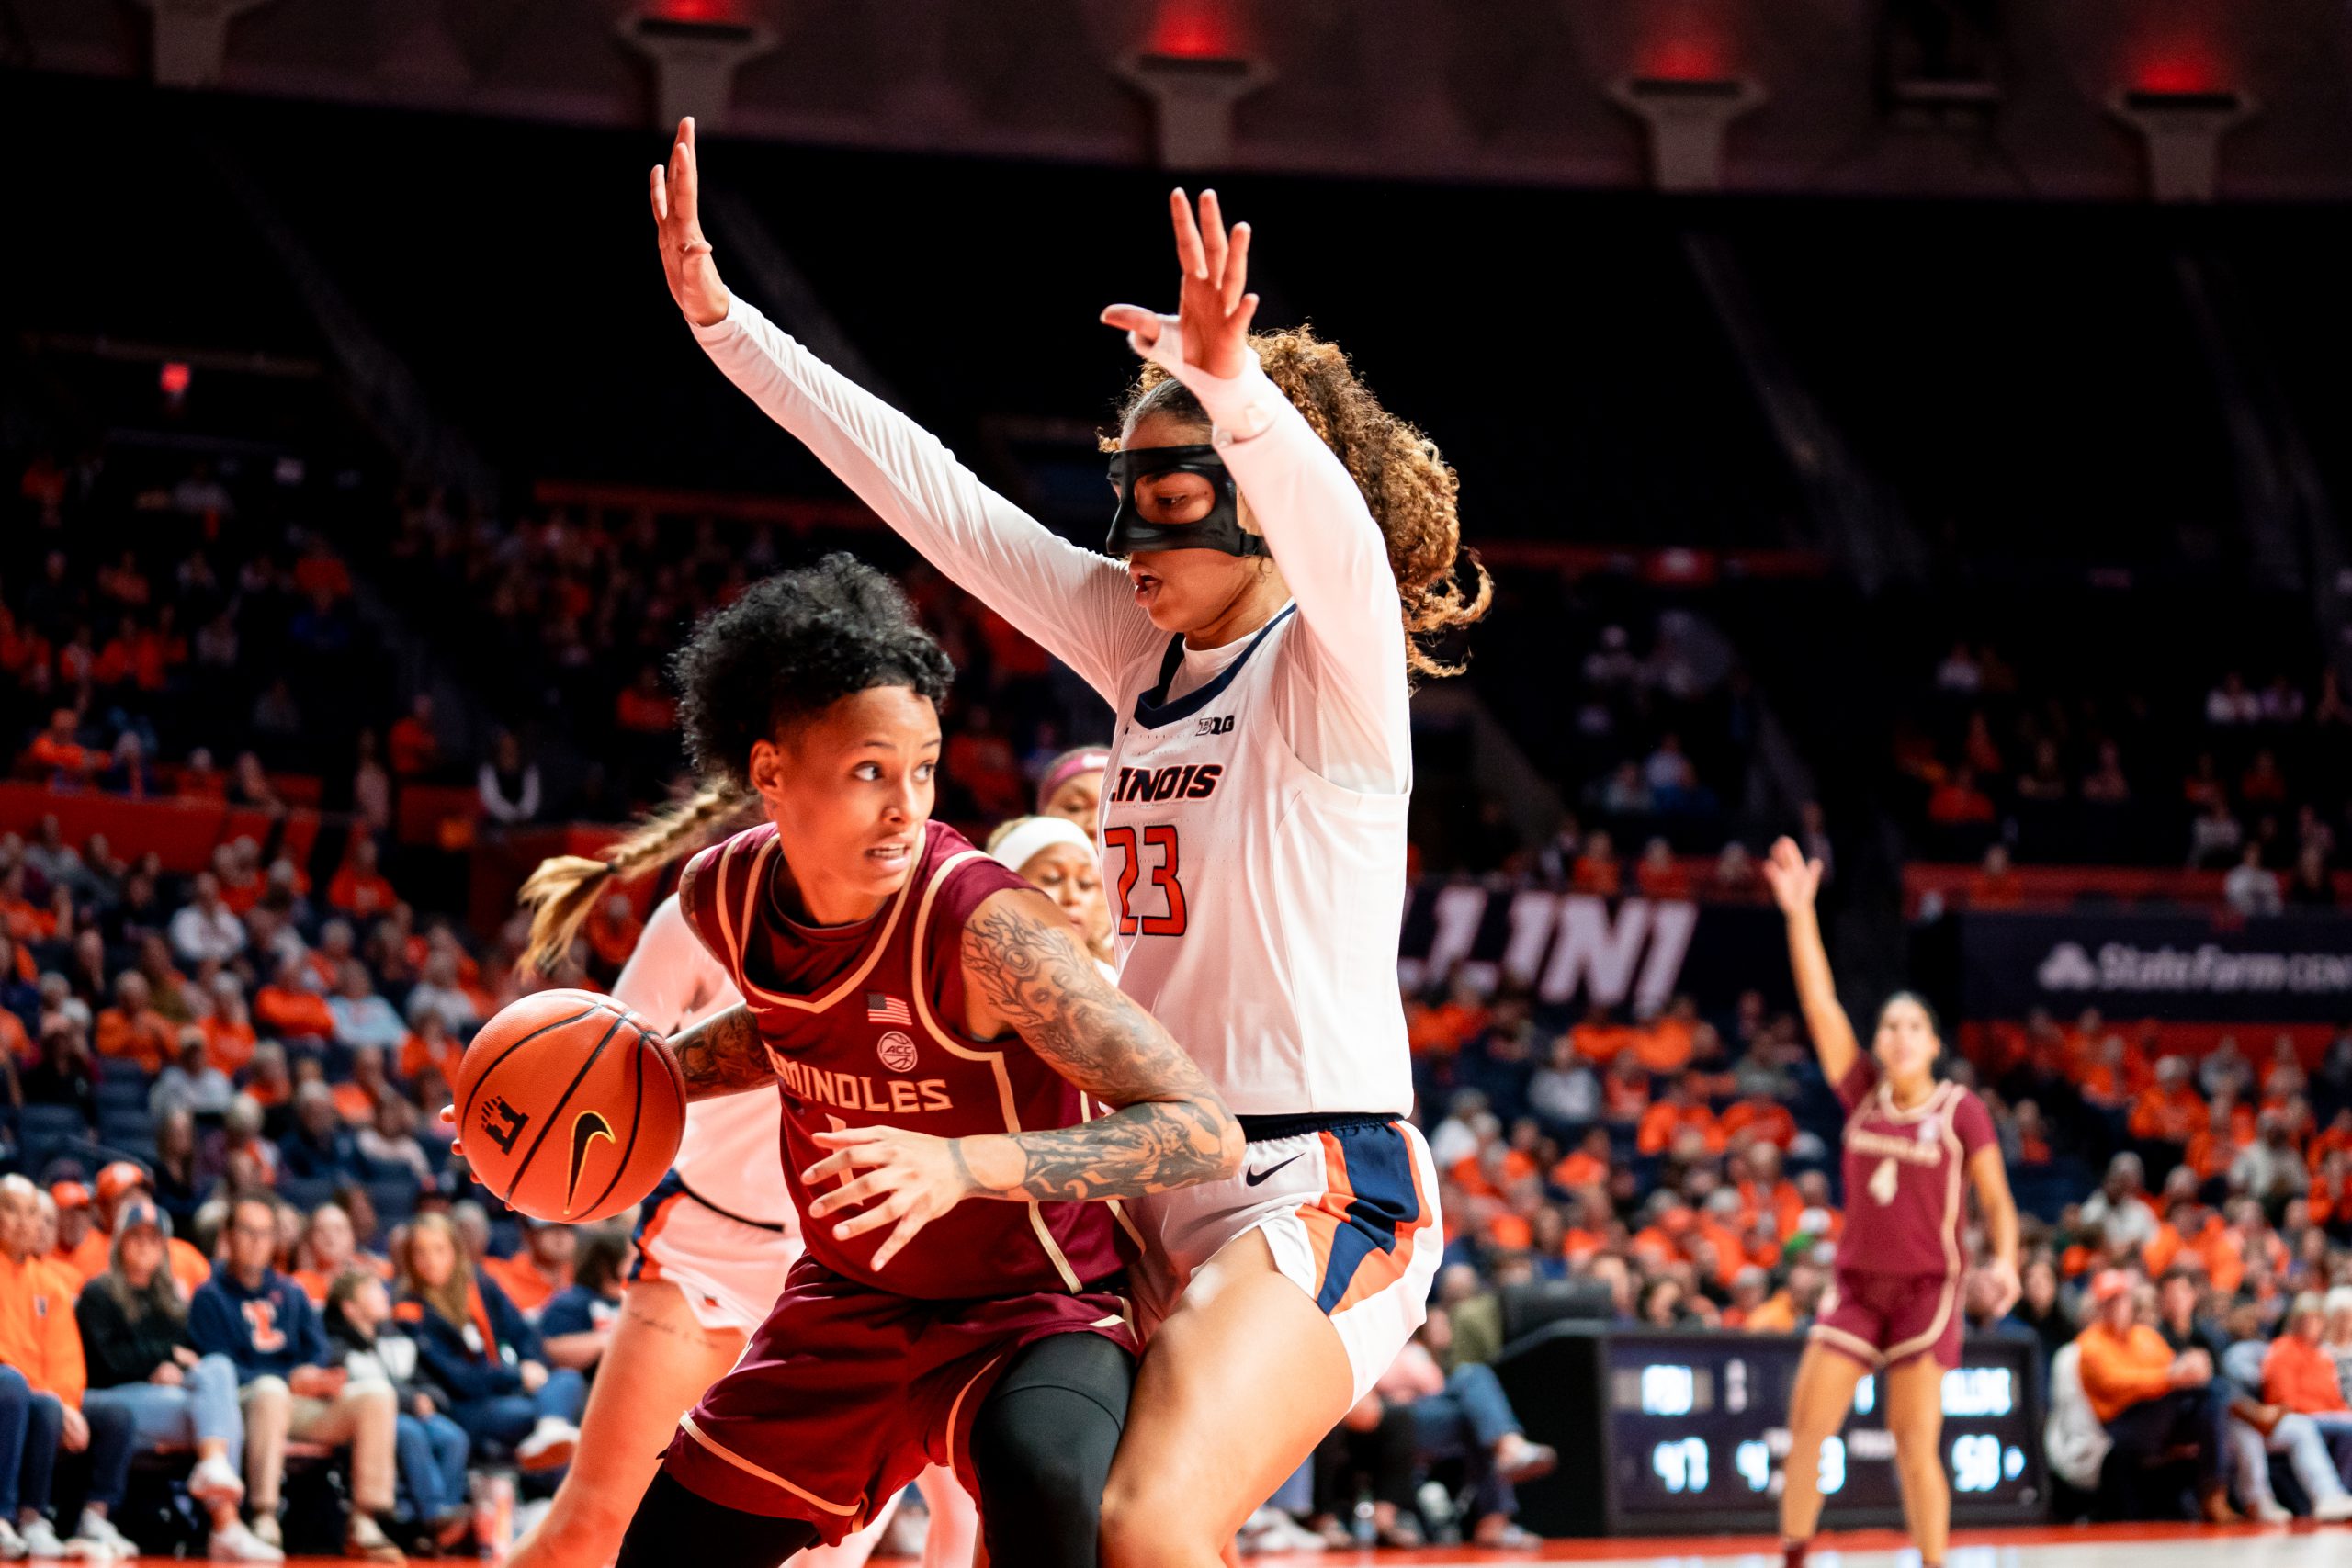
[866,993,912,1025]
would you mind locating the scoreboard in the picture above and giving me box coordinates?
[1495,1325,2047,1536]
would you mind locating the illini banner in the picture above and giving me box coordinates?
[1957,910,2352,1022]
[1396,886,1793,1012]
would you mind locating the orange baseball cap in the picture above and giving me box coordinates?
[48,1181,90,1211]
[95,1161,149,1203]
[2088,1269,2136,1305]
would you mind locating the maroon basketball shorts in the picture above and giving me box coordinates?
[1809,1267,1963,1370]
[659,1257,1137,1545]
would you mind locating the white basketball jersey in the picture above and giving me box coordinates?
[1100,608,1413,1117]
[613,894,796,1230]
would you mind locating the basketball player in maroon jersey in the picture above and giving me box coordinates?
[600,556,1241,1568]
[1759,839,2019,1568]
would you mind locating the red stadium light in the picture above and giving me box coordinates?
[1148,0,1240,61]
[159,361,191,397]
[2134,53,2221,95]
[652,0,740,21]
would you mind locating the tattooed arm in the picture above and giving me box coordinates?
[804,888,1241,1268]
[956,888,1242,1199]
[665,1003,776,1100]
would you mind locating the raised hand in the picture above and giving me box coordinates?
[650,116,731,329]
[1761,836,1823,917]
[1101,188,1258,380]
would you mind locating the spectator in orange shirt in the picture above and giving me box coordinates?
[1635,1077,1721,1157]
[44,1185,95,1276]
[387,694,441,779]
[2311,1151,2352,1234]
[93,972,175,1076]
[325,839,397,919]
[254,953,335,1045]
[1634,839,1691,899]
[2076,1034,2137,1114]
[2185,1095,2256,1183]
[1733,1144,1804,1238]
[399,1010,464,1089]
[614,666,677,735]
[1967,843,2024,908]
[175,747,226,801]
[198,975,257,1077]
[1719,1094,1797,1153]
[1571,832,1621,897]
[242,1043,292,1115]
[479,1221,575,1320]
[2310,1107,2352,1168]
[1408,978,1490,1059]
[1568,1004,1634,1066]
[23,709,96,784]
[2128,1055,2203,1148]
[1550,1128,1613,1192]
[1928,768,1996,827]
[1723,1266,1771,1328]
[2262,1293,2352,1441]
[0,866,55,947]
[2072,1269,2237,1520]
[1632,998,1698,1075]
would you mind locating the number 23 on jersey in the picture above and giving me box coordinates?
[1103,825,1188,936]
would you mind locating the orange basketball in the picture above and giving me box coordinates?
[453,988,686,1224]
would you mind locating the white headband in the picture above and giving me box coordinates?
[990,816,1096,876]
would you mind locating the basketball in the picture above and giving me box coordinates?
[453,987,687,1224]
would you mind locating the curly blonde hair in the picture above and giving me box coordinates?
[1108,325,1491,680]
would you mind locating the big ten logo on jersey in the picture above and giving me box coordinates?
[1109,762,1224,805]
[1195,714,1234,737]
[243,1297,287,1353]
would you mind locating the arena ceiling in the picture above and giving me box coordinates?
[13,0,2352,199]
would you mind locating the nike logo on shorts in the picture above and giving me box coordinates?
[1245,1154,1304,1188]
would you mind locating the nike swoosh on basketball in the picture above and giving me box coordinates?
[1244,1154,1304,1188]
[565,1111,615,1210]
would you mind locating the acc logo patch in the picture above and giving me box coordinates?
[876,1031,920,1073]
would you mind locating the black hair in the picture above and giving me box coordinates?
[1876,988,1942,1041]
[672,554,955,786]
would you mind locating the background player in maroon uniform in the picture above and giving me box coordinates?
[601,557,1240,1568]
[1760,839,2019,1568]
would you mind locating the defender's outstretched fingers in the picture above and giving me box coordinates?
[1223,224,1252,314]
[1170,187,1209,279]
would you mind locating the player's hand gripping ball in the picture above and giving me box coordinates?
[452,988,685,1223]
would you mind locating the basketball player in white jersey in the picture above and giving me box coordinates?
[650,117,1488,1564]
[507,823,977,1568]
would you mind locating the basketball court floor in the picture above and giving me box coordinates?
[1234,1520,2352,1565]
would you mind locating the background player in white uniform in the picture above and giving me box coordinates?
[508,823,977,1568]
[650,116,1488,1567]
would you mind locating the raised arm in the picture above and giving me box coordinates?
[1760,837,1860,1087]
[802,887,1242,1269]
[1102,190,1411,790]
[650,118,1153,702]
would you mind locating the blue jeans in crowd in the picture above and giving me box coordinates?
[1406,1363,1526,1519]
[84,1354,245,1468]
[447,1370,586,1452]
[0,1367,137,1517]
[395,1413,470,1522]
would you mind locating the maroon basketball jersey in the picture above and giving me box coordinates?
[677,818,1134,1301]
[1832,1059,1995,1277]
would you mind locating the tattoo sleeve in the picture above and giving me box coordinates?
[959,893,1243,1202]
[665,1003,775,1101]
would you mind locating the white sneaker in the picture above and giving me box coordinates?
[209,1522,284,1562]
[0,1519,26,1560]
[249,1515,281,1551]
[187,1457,244,1507]
[72,1517,131,1559]
[1237,1508,1326,1555]
[2314,1493,2352,1522]
[2248,1499,2293,1524]
[514,1416,579,1472]
[17,1518,69,1559]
